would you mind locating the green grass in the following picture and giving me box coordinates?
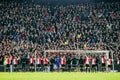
[0,72,120,80]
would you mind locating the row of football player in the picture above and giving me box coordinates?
[4,55,120,69]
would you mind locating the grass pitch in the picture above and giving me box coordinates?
[0,72,120,80]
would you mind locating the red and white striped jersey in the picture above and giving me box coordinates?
[36,58,42,64]
[101,57,107,64]
[43,58,49,64]
[29,58,35,64]
[107,58,112,65]
[13,58,18,65]
[92,58,96,65]
[6,58,11,65]
[61,57,66,65]
[85,56,91,65]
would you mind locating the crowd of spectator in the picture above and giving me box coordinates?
[0,1,120,65]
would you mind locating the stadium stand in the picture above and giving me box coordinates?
[0,0,120,72]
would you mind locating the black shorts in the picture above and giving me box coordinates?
[61,65,66,67]
[44,64,48,66]
[37,64,41,67]
[6,64,10,67]
[108,65,112,68]
[92,65,96,68]
[80,64,83,67]
[14,64,18,67]
[85,64,89,67]
[30,63,34,66]
[102,63,106,67]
